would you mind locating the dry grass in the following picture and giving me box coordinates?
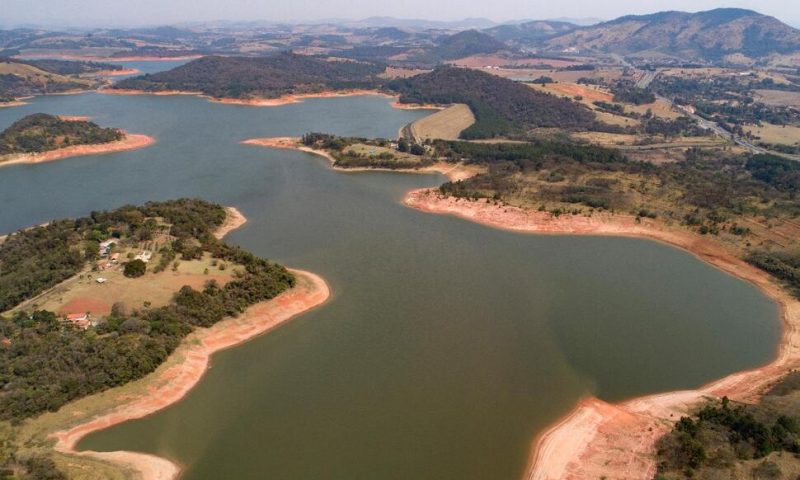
[745,122,800,145]
[0,61,95,89]
[408,104,475,141]
[344,143,424,164]
[11,252,234,318]
[755,89,800,108]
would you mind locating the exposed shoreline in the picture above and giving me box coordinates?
[101,87,439,110]
[242,137,480,181]
[214,207,248,239]
[48,209,331,480]
[14,54,203,62]
[403,188,800,480]
[92,68,141,77]
[0,133,155,168]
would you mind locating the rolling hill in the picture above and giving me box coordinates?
[388,67,595,138]
[486,20,579,46]
[113,52,386,99]
[0,59,100,102]
[541,8,800,63]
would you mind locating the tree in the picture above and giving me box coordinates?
[124,259,147,278]
[409,143,425,156]
[397,138,409,152]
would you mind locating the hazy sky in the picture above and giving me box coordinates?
[3,0,799,28]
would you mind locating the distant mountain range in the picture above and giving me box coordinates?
[535,8,800,63]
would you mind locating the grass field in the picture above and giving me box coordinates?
[407,103,475,141]
[745,122,800,145]
[755,89,800,108]
[11,252,235,318]
[343,143,426,165]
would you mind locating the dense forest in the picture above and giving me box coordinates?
[387,67,596,138]
[114,52,385,99]
[0,199,294,420]
[656,373,800,479]
[0,113,123,157]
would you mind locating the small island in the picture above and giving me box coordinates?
[0,199,328,479]
[0,113,154,167]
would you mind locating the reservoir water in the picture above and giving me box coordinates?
[0,83,781,479]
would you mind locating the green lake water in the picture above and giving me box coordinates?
[0,83,781,480]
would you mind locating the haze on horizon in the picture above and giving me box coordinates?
[3,0,800,29]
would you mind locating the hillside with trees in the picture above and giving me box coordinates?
[656,374,800,478]
[387,67,596,138]
[0,59,101,101]
[0,113,123,157]
[113,52,386,99]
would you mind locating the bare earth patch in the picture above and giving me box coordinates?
[406,104,475,141]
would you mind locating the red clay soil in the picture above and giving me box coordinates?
[404,188,800,480]
[58,298,110,317]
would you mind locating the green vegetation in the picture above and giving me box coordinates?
[0,199,293,422]
[123,259,147,277]
[0,113,123,157]
[612,84,656,105]
[387,67,596,139]
[657,374,800,479]
[301,132,430,170]
[114,52,385,99]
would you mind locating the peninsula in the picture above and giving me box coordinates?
[0,199,329,479]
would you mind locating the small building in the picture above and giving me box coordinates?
[99,239,118,257]
[110,252,120,263]
[96,277,107,284]
[135,251,153,263]
[65,313,91,329]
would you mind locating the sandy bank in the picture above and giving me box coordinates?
[49,254,329,480]
[57,115,93,122]
[404,188,800,480]
[242,137,480,182]
[101,88,436,111]
[214,207,247,240]
[0,133,155,168]
[0,100,28,108]
[391,101,445,110]
[15,54,202,62]
[92,68,140,77]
